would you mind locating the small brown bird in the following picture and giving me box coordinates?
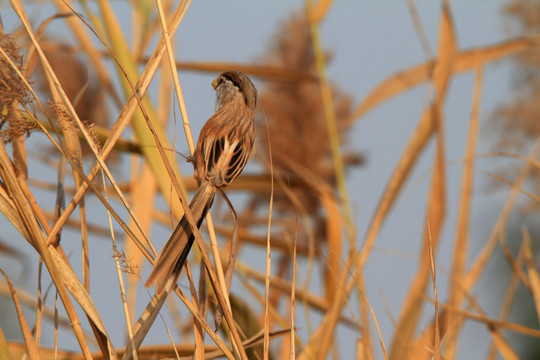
[145,71,257,294]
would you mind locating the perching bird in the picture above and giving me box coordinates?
[145,71,257,294]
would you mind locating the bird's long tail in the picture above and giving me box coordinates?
[145,182,216,294]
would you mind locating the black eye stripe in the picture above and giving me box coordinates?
[220,74,242,92]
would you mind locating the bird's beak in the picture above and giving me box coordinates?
[211,77,219,90]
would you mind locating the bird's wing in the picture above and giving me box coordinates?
[202,134,250,188]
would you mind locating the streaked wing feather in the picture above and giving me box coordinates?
[202,135,249,188]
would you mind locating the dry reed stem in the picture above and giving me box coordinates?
[523,229,540,324]
[490,332,520,360]
[462,139,540,298]
[123,289,235,360]
[290,224,298,359]
[263,117,274,360]
[236,272,292,330]
[1,98,95,360]
[99,0,187,218]
[0,282,92,338]
[107,167,139,360]
[458,290,521,360]
[428,224,441,360]
[235,261,355,327]
[6,342,242,360]
[186,265,204,360]
[23,1,195,300]
[91,0,188,222]
[363,290,387,360]
[34,262,42,347]
[306,0,352,234]
[125,163,157,323]
[24,11,156,269]
[442,62,483,360]
[482,170,540,203]
[2,14,138,355]
[486,238,527,360]
[0,270,41,360]
[321,191,342,302]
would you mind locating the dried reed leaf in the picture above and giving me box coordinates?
[320,191,342,301]
[0,281,92,339]
[125,163,157,322]
[438,301,540,338]
[523,229,540,324]
[21,6,99,299]
[486,239,528,360]
[0,122,94,360]
[0,271,41,360]
[431,293,530,360]
[0,239,27,273]
[239,262,294,331]
[236,262,356,327]
[428,226,441,360]
[220,192,240,296]
[0,181,31,240]
[41,2,186,242]
[421,63,483,360]
[214,225,311,255]
[203,328,292,360]
[142,60,317,82]
[463,140,540,299]
[187,266,205,360]
[490,331,520,360]
[223,293,270,359]
[290,225,297,359]
[6,342,225,360]
[125,290,235,360]
[263,119,275,359]
[483,171,540,203]
[362,288,388,360]
[47,248,116,360]
[93,0,189,223]
[389,4,454,359]
[350,36,540,121]
[309,0,334,24]
[122,293,167,360]
[359,95,435,269]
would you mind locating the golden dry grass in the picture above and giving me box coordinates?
[0,1,539,359]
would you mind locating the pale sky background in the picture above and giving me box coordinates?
[2,0,538,358]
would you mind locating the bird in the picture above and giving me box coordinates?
[145,71,257,294]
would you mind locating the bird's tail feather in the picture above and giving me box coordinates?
[145,182,216,294]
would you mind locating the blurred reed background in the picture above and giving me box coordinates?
[0,0,540,359]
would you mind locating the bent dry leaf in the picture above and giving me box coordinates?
[350,36,540,122]
[0,270,41,360]
[48,249,117,360]
[389,3,454,359]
